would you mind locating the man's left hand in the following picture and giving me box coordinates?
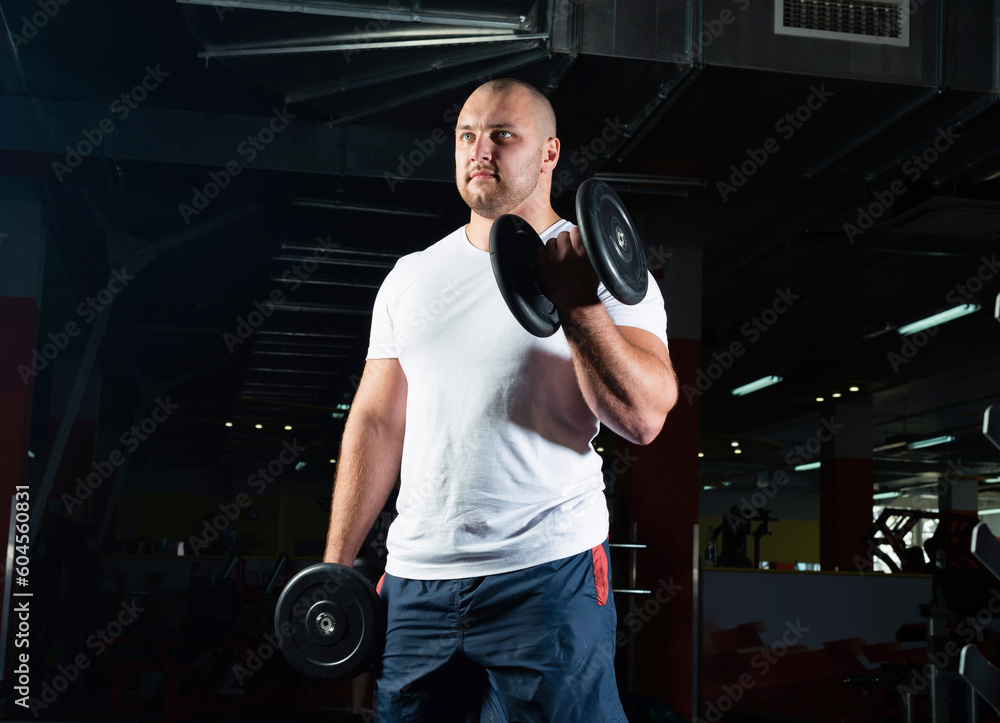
[535,226,601,312]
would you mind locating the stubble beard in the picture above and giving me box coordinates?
[458,161,542,220]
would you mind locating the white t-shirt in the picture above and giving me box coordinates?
[367,219,669,579]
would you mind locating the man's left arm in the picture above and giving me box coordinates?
[562,308,678,445]
[538,226,679,445]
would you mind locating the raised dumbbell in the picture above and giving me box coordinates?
[274,562,384,680]
[489,178,648,337]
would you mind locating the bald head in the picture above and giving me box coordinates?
[454,77,561,224]
[468,79,556,140]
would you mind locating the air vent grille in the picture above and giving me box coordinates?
[775,0,909,46]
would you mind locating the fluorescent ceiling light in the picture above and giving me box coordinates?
[979,507,1000,515]
[873,491,901,500]
[794,462,821,471]
[732,375,783,396]
[907,435,956,450]
[987,477,1000,483]
[898,304,980,335]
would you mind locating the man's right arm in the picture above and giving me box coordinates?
[323,358,407,566]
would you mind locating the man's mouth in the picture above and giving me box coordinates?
[469,169,496,181]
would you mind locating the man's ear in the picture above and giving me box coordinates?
[541,137,560,173]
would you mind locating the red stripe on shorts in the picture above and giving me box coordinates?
[376,572,386,595]
[591,543,608,606]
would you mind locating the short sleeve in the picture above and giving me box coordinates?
[601,272,669,352]
[366,265,401,360]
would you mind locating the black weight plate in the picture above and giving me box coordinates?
[489,214,560,337]
[576,178,648,305]
[274,562,383,680]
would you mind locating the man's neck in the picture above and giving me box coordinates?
[465,205,562,252]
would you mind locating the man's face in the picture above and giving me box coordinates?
[454,88,547,219]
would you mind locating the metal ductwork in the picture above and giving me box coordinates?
[566,0,995,91]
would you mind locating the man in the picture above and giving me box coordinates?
[324,78,678,722]
[718,507,753,568]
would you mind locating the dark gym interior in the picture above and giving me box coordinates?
[2,0,1000,720]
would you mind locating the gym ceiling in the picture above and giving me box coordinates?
[3,0,999,503]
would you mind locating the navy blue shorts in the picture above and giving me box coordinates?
[373,539,627,722]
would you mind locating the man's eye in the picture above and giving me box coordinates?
[460,132,474,141]
[495,130,512,139]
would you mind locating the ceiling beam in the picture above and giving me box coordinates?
[178,0,531,31]
[284,41,540,103]
[0,96,453,181]
[327,47,550,125]
[196,33,548,59]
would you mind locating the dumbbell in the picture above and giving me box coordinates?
[273,562,384,680]
[489,178,648,337]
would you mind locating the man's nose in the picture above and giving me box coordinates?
[470,136,494,163]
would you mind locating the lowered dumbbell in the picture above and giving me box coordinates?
[489,178,648,337]
[274,562,384,680]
